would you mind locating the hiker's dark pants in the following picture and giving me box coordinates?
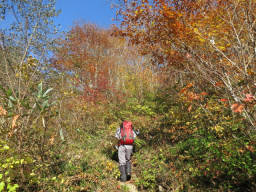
[118,145,133,166]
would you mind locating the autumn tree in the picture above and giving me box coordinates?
[0,0,59,115]
[0,1,61,190]
[116,0,256,127]
[54,23,158,103]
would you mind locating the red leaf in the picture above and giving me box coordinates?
[215,81,223,87]
[219,98,228,102]
[180,87,187,94]
[200,92,208,96]
[243,94,254,102]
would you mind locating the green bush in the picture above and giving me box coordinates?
[0,141,20,192]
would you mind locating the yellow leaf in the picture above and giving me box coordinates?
[212,125,224,133]
[193,28,199,33]
[218,46,226,51]
[198,37,205,43]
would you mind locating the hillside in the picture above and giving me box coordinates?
[1,0,256,191]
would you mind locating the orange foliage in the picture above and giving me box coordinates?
[117,0,256,86]
[231,103,244,113]
[0,106,7,116]
[54,23,159,103]
[54,24,117,102]
[11,115,19,128]
[200,92,208,96]
[117,0,256,125]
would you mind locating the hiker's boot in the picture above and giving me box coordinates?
[126,161,131,181]
[119,165,127,182]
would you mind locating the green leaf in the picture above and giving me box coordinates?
[7,112,13,117]
[0,182,5,192]
[6,89,12,97]
[7,183,19,192]
[20,159,24,164]
[21,101,30,110]
[0,85,12,98]
[8,100,13,108]
[37,82,43,98]
[50,101,57,106]
[42,88,53,98]
[0,85,6,95]
[36,102,41,110]
[9,96,16,102]
[42,100,49,109]
[3,145,9,150]
[59,128,64,141]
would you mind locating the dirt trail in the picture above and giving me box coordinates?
[118,171,138,192]
[119,181,138,192]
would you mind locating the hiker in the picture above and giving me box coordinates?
[115,120,139,182]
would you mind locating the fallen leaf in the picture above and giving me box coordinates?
[215,81,223,87]
[231,103,244,113]
[12,115,19,128]
[0,106,7,116]
[188,105,192,112]
[243,94,254,102]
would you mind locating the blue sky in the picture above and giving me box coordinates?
[55,0,118,31]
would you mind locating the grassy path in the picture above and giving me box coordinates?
[119,181,138,192]
[118,169,138,192]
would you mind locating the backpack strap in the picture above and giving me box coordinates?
[122,122,127,142]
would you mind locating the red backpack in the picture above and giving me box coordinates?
[120,121,134,145]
